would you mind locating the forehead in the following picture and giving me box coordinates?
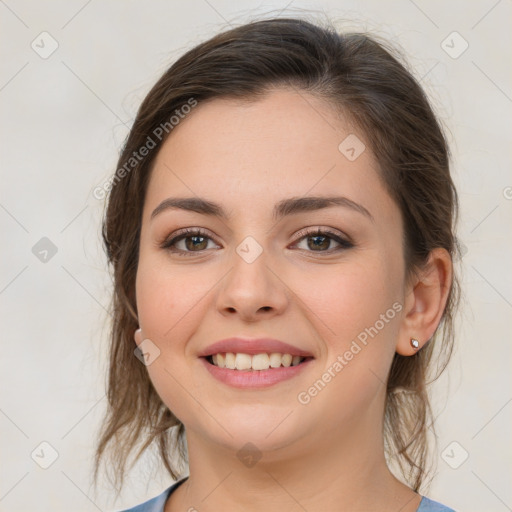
[144,88,397,226]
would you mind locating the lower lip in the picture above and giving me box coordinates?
[200,357,314,388]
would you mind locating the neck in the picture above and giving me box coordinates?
[166,412,421,512]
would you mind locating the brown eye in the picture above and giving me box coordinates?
[160,228,220,256]
[293,228,353,253]
[181,234,209,251]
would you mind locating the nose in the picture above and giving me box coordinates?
[215,242,289,322]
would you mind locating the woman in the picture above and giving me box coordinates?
[94,16,460,512]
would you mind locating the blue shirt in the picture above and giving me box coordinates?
[117,477,456,511]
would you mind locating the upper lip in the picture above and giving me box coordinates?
[198,337,314,358]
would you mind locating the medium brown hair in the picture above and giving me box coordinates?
[94,16,461,496]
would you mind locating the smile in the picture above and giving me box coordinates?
[201,353,314,388]
[207,352,310,370]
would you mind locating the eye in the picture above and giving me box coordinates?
[291,228,353,254]
[160,228,220,256]
[160,227,354,257]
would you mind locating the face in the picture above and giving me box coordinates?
[134,88,408,457]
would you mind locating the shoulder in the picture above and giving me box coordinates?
[417,495,457,512]
[116,487,171,512]
[115,478,188,512]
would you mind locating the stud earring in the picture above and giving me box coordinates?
[410,338,420,350]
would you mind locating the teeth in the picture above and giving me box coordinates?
[269,353,282,368]
[209,352,306,370]
[252,353,270,370]
[235,353,252,370]
[281,354,292,367]
[225,352,236,369]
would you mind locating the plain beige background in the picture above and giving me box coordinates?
[1,1,511,511]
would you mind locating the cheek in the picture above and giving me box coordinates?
[297,256,400,345]
[295,259,402,423]
[135,256,207,341]
[135,259,207,423]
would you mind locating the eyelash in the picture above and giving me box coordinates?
[160,227,354,257]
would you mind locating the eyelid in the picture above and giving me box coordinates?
[160,227,218,248]
[292,226,352,245]
[160,225,354,255]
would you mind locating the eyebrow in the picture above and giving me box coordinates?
[150,195,374,223]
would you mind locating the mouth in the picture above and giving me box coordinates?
[197,337,315,387]
[200,352,315,388]
[202,352,314,371]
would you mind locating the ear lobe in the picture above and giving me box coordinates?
[134,327,142,345]
[396,248,453,356]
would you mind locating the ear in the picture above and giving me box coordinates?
[134,327,143,346]
[396,248,453,356]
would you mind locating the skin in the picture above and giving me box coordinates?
[133,87,452,512]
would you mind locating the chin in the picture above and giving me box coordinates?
[199,412,305,454]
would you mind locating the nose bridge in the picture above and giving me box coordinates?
[216,233,288,317]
